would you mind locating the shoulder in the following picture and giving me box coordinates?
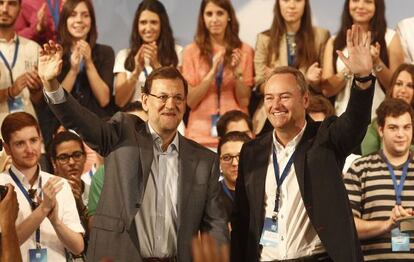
[256,31,270,44]
[183,42,200,53]
[18,36,40,49]
[180,135,217,160]
[398,17,414,29]
[94,43,114,54]
[240,42,254,53]
[174,44,183,54]
[313,26,330,42]
[347,153,383,173]
[385,28,396,44]
[115,48,130,59]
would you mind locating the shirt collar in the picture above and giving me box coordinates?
[273,121,307,152]
[9,164,41,188]
[148,122,179,153]
[0,33,18,44]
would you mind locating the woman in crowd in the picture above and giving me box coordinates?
[57,0,115,118]
[182,0,254,148]
[361,63,414,155]
[253,0,330,135]
[113,0,181,108]
[321,0,404,120]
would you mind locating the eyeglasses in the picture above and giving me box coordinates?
[148,93,185,104]
[220,154,240,163]
[56,151,85,164]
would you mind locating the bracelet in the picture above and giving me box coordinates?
[354,73,376,83]
[7,87,14,100]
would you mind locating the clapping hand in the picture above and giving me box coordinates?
[337,25,373,78]
[38,41,63,91]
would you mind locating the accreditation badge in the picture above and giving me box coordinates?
[392,228,410,252]
[259,217,279,247]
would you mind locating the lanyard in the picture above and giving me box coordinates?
[215,62,224,114]
[74,60,85,94]
[272,144,295,219]
[221,180,234,201]
[9,169,43,247]
[0,36,20,85]
[380,150,411,205]
[46,0,60,30]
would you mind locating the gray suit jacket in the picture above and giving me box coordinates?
[48,92,229,262]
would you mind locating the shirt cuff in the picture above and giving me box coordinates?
[44,86,66,104]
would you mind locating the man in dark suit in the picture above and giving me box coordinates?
[37,42,229,262]
[231,25,374,262]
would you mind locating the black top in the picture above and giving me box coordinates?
[219,180,235,223]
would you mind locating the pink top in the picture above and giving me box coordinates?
[15,0,62,45]
[182,42,254,148]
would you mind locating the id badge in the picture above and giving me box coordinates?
[29,248,47,262]
[391,228,410,252]
[259,217,279,247]
[8,97,24,113]
[210,114,220,137]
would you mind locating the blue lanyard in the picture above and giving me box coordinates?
[221,180,234,201]
[46,0,60,30]
[0,36,20,84]
[380,150,411,205]
[9,169,42,247]
[272,144,295,216]
[74,60,85,94]
[215,62,224,114]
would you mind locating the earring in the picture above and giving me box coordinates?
[228,18,231,22]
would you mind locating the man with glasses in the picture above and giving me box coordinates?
[217,131,251,225]
[38,41,228,262]
[0,112,84,261]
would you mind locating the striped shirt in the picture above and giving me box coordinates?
[344,152,414,261]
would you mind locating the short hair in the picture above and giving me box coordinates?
[218,131,252,156]
[121,101,144,113]
[264,66,309,94]
[1,112,40,144]
[142,66,188,95]
[376,98,414,128]
[307,95,335,117]
[216,110,253,138]
[49,131,85,160]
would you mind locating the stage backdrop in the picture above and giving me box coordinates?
[93,0,413,54]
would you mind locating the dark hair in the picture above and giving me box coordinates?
[264,66,309,94]
[376,98,414,128]
[195,0,242,67]
[264,0,317,69]
[124,0,178,71]
[121,101,144,113]
[307,95,335,117]
[1,112,40,144]
[218,131,251,156]
[58,0,98,55]
[387,63,414,106]
[49,131,85,159]
[143,66,188,95]
[216,110,253,138]
[333,0,388,73]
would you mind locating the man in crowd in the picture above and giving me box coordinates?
[0,112,84,261]
[216,110,255,139]
[345,98,414,260]
[38,42,228,261]
[231,25,374,262]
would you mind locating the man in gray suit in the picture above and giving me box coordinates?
[37,42,229,262]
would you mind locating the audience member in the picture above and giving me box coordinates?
[216,110,254,138]
[322,0,404,120]
[306,94,335,121]
[252,0,329,135]
[38,43,229,261]
[15,0,63,45]
[345,98,414,260]
[114,0,182,108]
[0,112,84,262]
[182,0,254,148]
[0,184,22,262]
[231,26,374,262]
[397,16,414,64]
[361,63,414,155]
[218,131,251,225]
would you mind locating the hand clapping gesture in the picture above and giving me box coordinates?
[38,41,64,91]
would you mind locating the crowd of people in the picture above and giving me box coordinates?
[1,0,414,261]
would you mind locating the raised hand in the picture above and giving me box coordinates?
[370,42,381,66]
[337,25,373,77]
[38,41,63,88]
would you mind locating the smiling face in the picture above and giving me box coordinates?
[67,2,91,41]
[379,112,413,157]
[142,78,186,138]
[392,70,414,105]
[138,9,161,43]
[279,0,305,25]
[203,1,229,39]
[264,73,309,135]
[349,0,375,24]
